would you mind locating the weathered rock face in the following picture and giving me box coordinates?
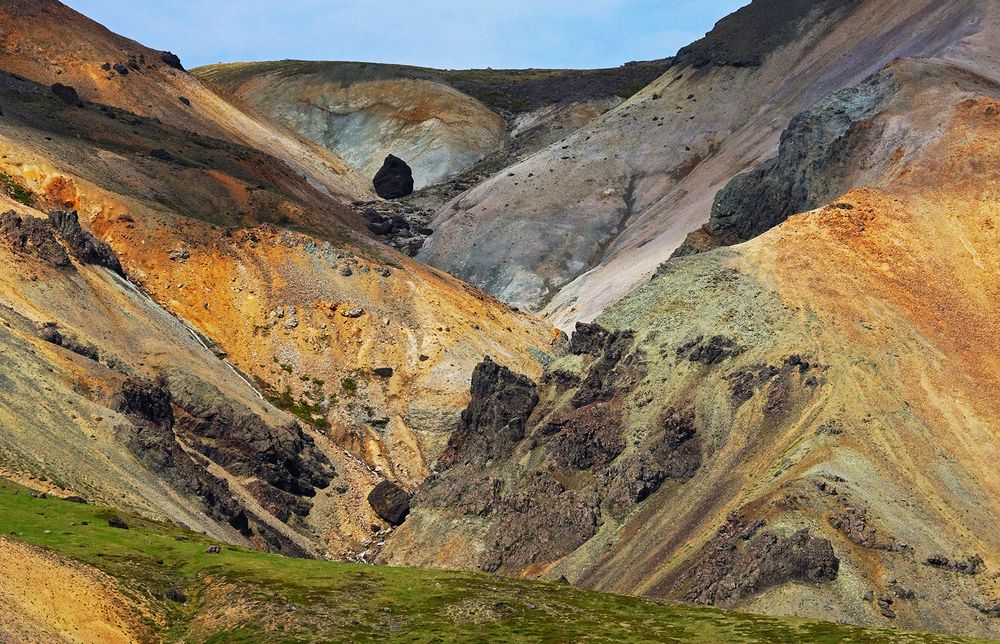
[675,70,895,255]
[164,370,334,521]
[368,480,411,526]
[47,210,124,275]
[682,514,839,605]
[0,211,71,269]
[440,356,539,467]
[373,155,415,199]
[50,82,82,106]
[113,376,314,557]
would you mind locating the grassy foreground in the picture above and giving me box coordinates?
[0,479,976,643]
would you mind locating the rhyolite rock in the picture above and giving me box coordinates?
[373,155,414,199]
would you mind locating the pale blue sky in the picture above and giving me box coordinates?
[62,0,749,70]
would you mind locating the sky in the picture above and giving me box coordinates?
[62,0,750,71]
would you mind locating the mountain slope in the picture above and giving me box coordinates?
[380,57,1000,638]
[0,0,557,561]
[416,0,996,329]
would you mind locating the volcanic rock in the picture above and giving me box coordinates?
[368,480,412,526]
[373,155,414,199]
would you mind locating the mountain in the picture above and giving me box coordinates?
[0,0,556,561]
[414,0,997,329]
[378,36,1000,643]
[3,0,1000,640]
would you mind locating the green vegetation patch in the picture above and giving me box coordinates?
[0,479,980,643]
[0,172,35,206]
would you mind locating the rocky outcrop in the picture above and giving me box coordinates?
[683,514,839,604]
[47,210,124,275]
[51,83,82,106]
[114,376,312,557]
[675,70,894,255]
[164,370,334,520]
[36,322,99,362]
[568,321,610,357]
[159,51,183,70]
[373,155,415,199]
[368,480,412,526]
[0,211,71,268]
[440,357,539,467]
[571,329,637,408]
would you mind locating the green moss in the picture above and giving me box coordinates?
[0,172,35,206]
[341,377,357,394]
[0,479,977,643]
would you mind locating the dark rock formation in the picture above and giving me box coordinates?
[372,367,394,378]
[36,322,100,361]
[368,480,412,526]
[47,210,124,275]
[373,155,414,199]
[572,330,637,408]
[165,369,334,518]
[569,322,610,357]
[51,83,83,107]
[0,211,71,268]
[440,357,538,467]
[676,0,863,69]
[827,505,912,553]
[678,335,741,365]
[114,376,312,557]
[548,402,625,470]
[160,51,184,70]
[674,69,894,256]
[113,62,129,76]
[483,472,601,572]
[924,553,985,575]
[683,514,839,604]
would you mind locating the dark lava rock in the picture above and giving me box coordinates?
[108,516,129,530]
[684,513,839,604]
[0,211,70,268]
[548,402,625,470]
[165,588,187,603]
[150,148,175,162]
[36,322,100,361]
[572,330,637,408]
[373,155,414,199]
[117,376,174,427]
[113,62,129,76]
[160,51,184,70]
[63,495,88,504]
[373,367,394,378]
[440,357,538,467]
[51,83,83,107]
[678,335,741,365]
[48,210,124,275]
[178,96,191,106]
[368,480,412,526]
[924,553,985,575]
[568,321,610,357]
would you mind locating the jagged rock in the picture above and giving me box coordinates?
[684,514,839,604]
[571,330,637,408]
[373,155,414,199]
[168,248,190,261]
[51,83,83,107]
[675,69,894,255]
[368,480,412,526]
[205,545,221,554]
[548,402,625,470]
[440,357,538,467]
[47,210,124,275]
[178,96,190,106]
[568,321,610,357]
[372,367,393,378]
[482,472,601,572]
[678,335,741,365]
[160,51,184,70]
[0,211,70,268]
[36,322,100,361]
[113,62,129,76]
[924,553,984,575]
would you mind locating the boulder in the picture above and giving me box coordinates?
[51,83,83,107]
[373,155,414,199]
[160,51,184,70]
[368,480,411,526]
